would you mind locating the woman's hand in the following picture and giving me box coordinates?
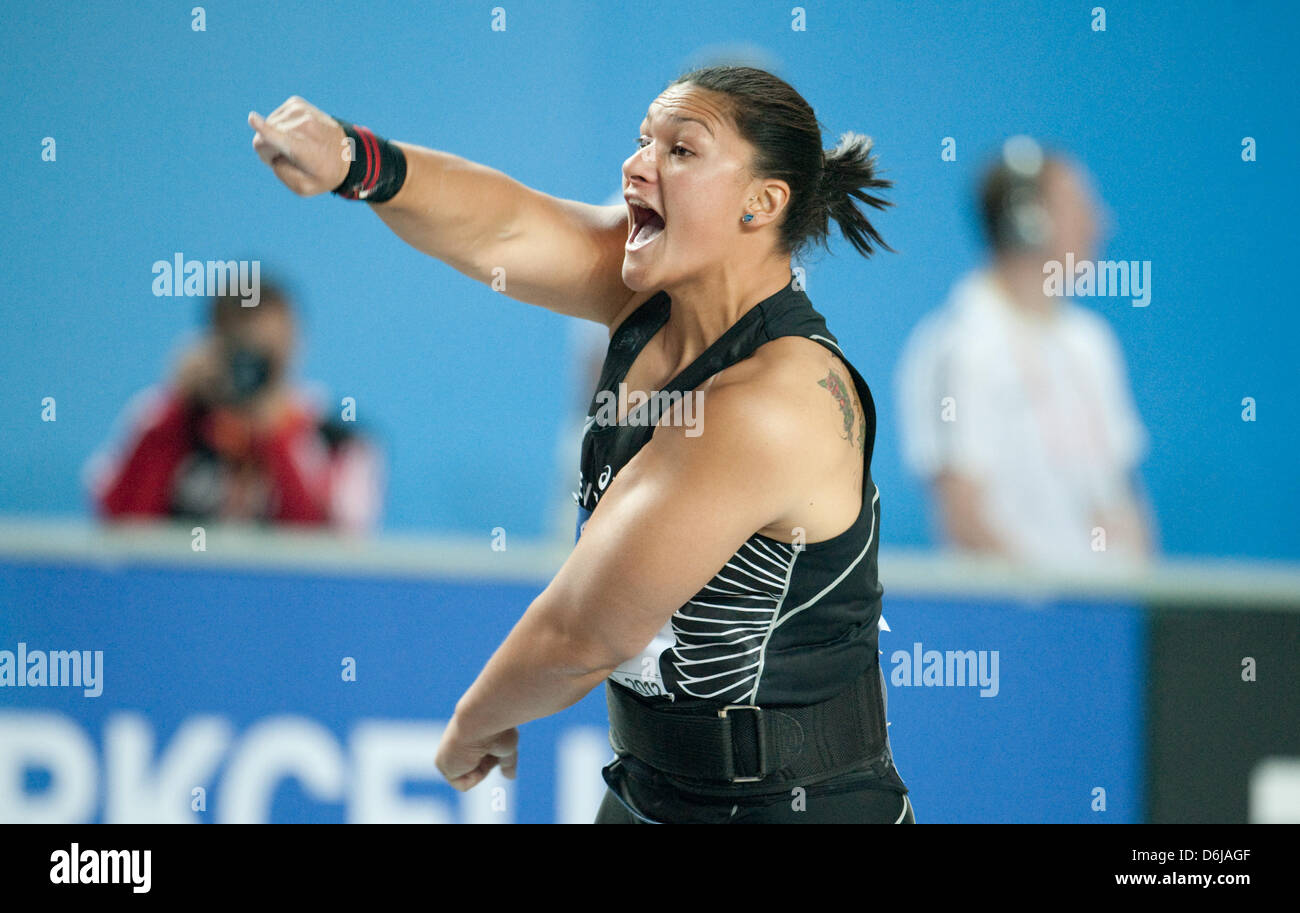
[248,97,350,196]
[435,715,519,791]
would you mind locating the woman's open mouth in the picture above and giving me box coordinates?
[626,199,666,251]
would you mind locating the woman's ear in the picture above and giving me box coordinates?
[747,180,790,227]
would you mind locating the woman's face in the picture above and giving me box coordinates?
[620,84,756,292]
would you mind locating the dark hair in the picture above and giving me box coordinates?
[667,65,893,260]
[209,276,292,332]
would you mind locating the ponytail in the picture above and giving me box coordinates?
[819,132,893,258]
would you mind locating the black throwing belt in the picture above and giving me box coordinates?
[606,659,887,785]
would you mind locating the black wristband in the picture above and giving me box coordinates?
[331,118,408,203]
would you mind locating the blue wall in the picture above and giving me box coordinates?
[2,0,1296,557]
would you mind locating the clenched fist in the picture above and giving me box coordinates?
[435,715,519,792]
[248,97,350,196]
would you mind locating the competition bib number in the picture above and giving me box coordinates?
[608,619,675,701]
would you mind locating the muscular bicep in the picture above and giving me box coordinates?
[375,145,639,325]
[488,198,639,324]
[534,397,801,670]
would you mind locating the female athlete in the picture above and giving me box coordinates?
[248,65,913,824]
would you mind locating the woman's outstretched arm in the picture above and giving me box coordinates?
[248,96,637,325]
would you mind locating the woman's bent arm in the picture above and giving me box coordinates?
[446,382,811,742]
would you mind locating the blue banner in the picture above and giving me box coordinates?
[0,558,1143,822]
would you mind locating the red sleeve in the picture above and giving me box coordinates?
[253,413,332,526]
[95,391,195,518]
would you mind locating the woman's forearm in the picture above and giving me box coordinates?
[372,142,524,282]
[451,602,617,743]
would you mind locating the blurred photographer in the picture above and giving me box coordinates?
[88,281,383,532]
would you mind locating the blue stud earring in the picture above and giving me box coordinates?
[742,213,754,223]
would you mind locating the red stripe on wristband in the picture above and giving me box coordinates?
[366,130,381,191]
[356,126,380,193]
[331,117,405,203]
[364,130,379,192]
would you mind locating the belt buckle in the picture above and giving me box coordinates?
[718,704,766,783]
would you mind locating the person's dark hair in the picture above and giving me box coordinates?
[209,277,292,332]
[668,65,893,260]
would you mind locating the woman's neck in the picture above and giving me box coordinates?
[658,257,794,373]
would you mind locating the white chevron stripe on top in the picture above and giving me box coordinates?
[670,537,801,701]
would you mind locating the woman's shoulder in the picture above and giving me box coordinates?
[705,336,868,457]
[732,334,862,400]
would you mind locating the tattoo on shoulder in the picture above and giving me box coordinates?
[817,368,865,454]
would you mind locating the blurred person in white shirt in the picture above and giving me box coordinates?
[895,137,1156,569]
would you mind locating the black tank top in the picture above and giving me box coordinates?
[574,277,907,799]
